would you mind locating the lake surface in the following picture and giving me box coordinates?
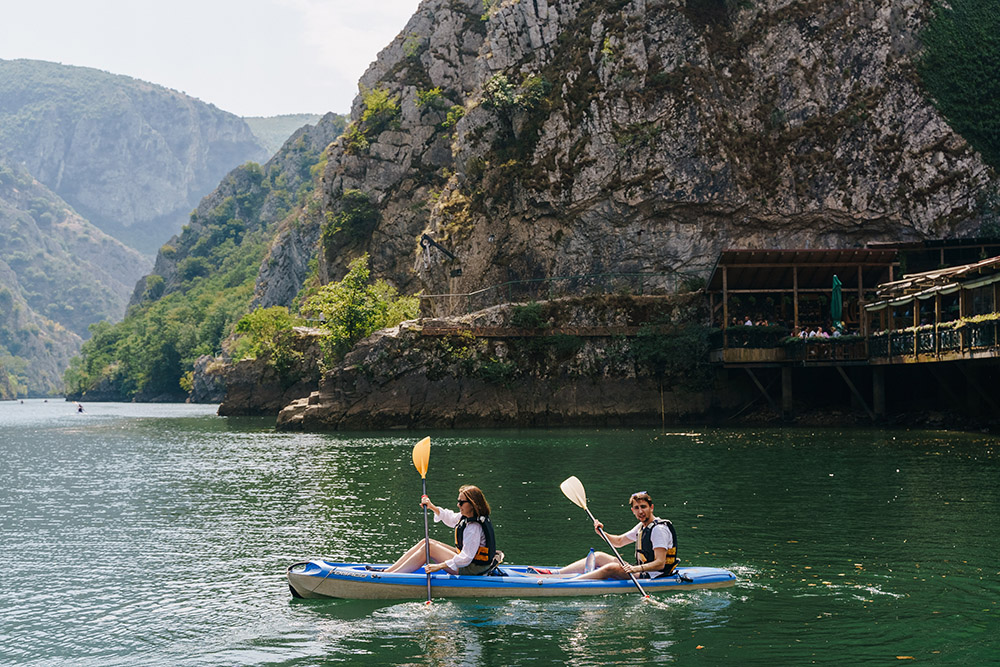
[0,400,997,665]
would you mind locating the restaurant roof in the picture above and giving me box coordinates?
[865,254,1000,309]
[706,249,899,292]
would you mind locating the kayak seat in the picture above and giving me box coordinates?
[483,550,505,576]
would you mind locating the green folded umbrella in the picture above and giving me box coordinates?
[831,275,843,329]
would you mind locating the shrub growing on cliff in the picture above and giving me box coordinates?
[232,306,303,376]
[416,87,446,109]
[321,189,380,253]
[344,85,402,155]
[441,105,465,130]
[632,322,715,391]
[482,74,518,112]
[303,254,419,366]
[918,0,1000,169]
[511,302,548,329]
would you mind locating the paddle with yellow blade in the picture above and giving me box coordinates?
[412,436,432,604]
[560,475,649,598]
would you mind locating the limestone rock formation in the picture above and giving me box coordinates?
[187,355,227,404]
[260,0,993,320]
[217,327,323,416]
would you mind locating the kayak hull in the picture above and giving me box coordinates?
[287,561,737,600]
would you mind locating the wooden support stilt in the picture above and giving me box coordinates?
[872,366,886,418]
[781,366,793,418]
[744,368,780,415]
[835,365,875,421]
[722,266,729,339]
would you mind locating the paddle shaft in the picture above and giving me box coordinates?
[583,506,648,597]
[421,478,431,603]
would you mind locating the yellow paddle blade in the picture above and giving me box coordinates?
[412,436,430,479]
[559,475,588,510]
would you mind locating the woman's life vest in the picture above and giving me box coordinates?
[635,518,678,574]
[455,515,497,566]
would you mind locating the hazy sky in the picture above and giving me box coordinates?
[0,0,424,117]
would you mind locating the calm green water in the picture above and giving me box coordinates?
[1,400,997,665]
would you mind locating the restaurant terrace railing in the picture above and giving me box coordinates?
[868,317,1000,359]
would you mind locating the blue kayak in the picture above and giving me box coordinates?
[287,561,737,599]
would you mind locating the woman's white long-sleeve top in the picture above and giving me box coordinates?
[433,508,484,570]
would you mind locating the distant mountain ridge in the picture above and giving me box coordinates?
[0,59,270,255]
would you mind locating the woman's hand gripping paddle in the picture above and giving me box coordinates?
[560,475,649,598]
[412,436,432,604]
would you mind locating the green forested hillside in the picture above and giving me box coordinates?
[64,118,343,400]
[0,163,149,336]
[0,279,80,398]
[0,162,149,396]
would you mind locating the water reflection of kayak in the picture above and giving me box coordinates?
[287,560,736,600]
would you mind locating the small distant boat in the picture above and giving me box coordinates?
[287,560,737,600]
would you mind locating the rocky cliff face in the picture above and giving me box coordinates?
[0,59,269,255]
[217,327,323,416]
[252,0,994,318]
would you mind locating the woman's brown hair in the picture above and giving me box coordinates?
[459,484,491,518]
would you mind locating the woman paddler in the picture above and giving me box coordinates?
[380,484,501,575]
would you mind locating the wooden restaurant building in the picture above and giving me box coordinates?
[707,248,898,336]
[705,248,1000,421]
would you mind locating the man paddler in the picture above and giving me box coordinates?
[558,490,677,580]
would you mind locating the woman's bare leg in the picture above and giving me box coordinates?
[384,538,458,573]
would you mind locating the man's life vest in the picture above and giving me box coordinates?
[635,518,678,574]
[455,515,496,565]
